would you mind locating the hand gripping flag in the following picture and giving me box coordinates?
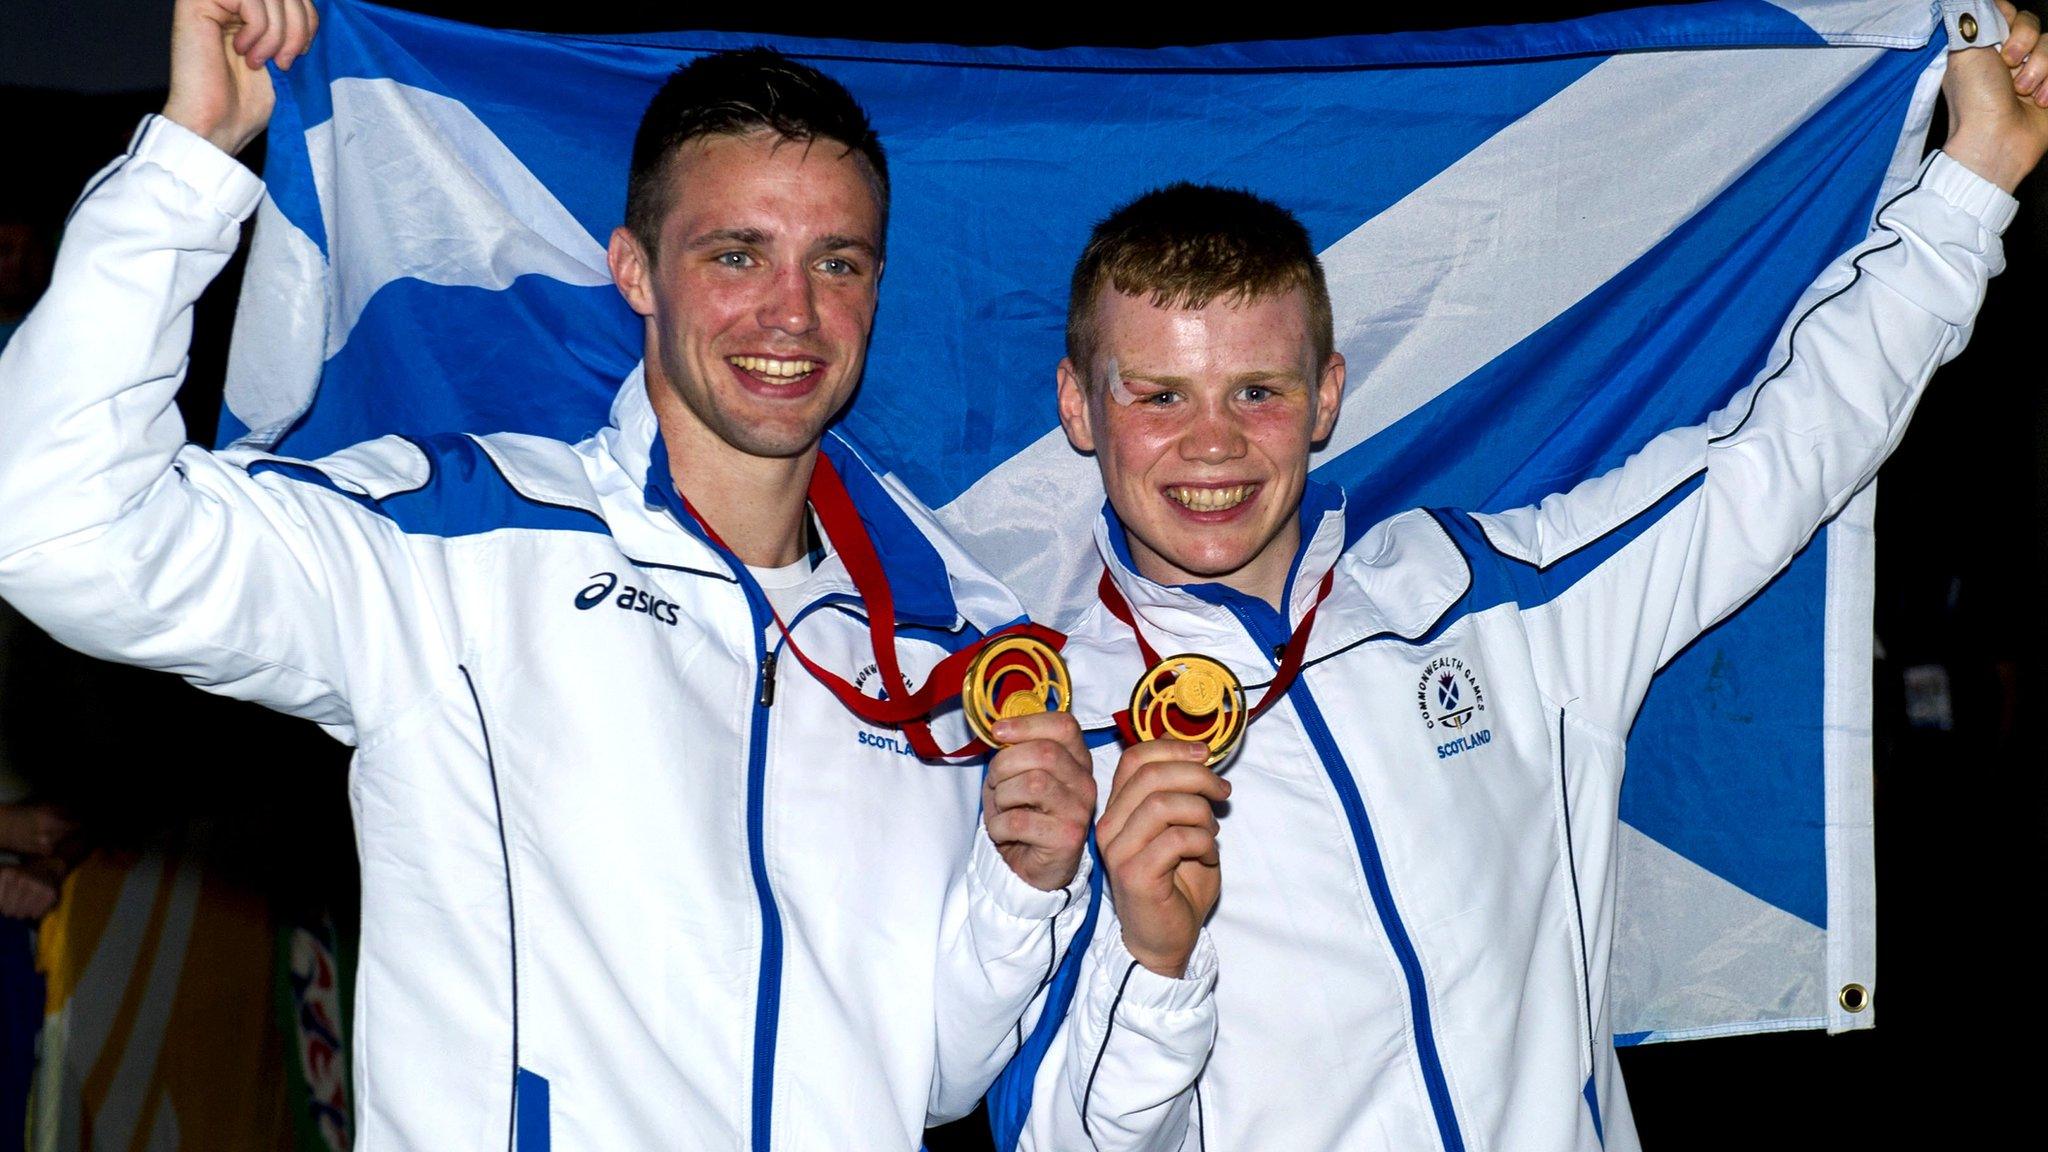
[225,0,1987,1057]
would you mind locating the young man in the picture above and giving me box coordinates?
[1007,9,2048,1151]
[0,2,1097,1147]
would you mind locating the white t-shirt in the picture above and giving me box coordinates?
[748,552,818,625]
[747,509,832,626]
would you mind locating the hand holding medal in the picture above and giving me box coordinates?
[1091,568,1335,976]
[1097,735,1228,977]
[971,638,1094,892]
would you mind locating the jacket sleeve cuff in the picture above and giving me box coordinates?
[968,825,1093,923]
[1924,150,2021,234]
[1094,925,1219,1016]
[127,114,266,223]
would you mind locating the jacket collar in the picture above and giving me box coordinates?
[603,368,961,629]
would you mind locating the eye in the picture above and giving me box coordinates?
[714,250,755,269]
[811,254,868,278]
[1140,389,1182,407]
[1239,385,1275,403]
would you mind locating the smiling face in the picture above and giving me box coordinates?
[1060,286,1344,606]
[610,130,884,465]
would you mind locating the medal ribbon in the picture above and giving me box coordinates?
[1096,567,1334,747]
[679,452,1064,759]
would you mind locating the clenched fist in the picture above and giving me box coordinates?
[1943,1,2048,191]
[163,0,321,156]
[1097,739,1229,978]
[983,711,1096,891]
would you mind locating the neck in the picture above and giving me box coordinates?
[649,383,816,568]
[1127,522,1298,614]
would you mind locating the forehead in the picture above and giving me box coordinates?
[1092,287,1316,374]
[660,131,882,241]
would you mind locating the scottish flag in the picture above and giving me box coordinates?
[227,0,1978,1045]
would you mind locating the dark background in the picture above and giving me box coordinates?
[1,2,2039,1148]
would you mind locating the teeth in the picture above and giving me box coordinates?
[729,355,819,378]
[1168,485,1254,512]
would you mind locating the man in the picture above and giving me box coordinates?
[0,1,1098,1147]
[1004,6,2048,1150]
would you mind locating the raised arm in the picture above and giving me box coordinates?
[1472,10,2048,736]
[0,1,443,737]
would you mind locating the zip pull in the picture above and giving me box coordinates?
[758,652,779,708]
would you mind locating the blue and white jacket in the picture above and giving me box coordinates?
[0,116,1090,1151]
[995,151,2014,1152]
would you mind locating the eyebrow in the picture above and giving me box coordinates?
[684,227,768,251]
[1117,369,1306,387]
[682,228,879,261]
[1228,369,1307,386]
[817,234,881,260]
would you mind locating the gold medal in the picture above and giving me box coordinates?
[1129,654,1246,766]
[963,635,1073,747]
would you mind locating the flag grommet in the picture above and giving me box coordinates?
[1959,12,1979,41]
[1836,983,1870,1013]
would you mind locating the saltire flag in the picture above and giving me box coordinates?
[225,0,1975,1048]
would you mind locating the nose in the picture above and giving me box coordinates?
[758,261,819,336]
[1177,396,1248,465]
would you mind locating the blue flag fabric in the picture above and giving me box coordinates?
[226,0,1967,1052]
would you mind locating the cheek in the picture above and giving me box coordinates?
[1243,402,1317,453]
[820,284,878,340]
[655,288,715,342]
[662,269,758,335]
[1098,416,1181,473]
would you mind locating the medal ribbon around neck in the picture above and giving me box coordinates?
[679,452,1066,760]
[1096,566,1334,763]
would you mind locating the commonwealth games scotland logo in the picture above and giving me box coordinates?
[1417,655,1487,730]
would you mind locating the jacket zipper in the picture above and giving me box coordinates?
[740,584,782,1152]
[645,468,805,1151]
[1224,602,1467,1152]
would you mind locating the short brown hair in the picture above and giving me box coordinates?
[625,48,889,262]
[1066,183,1333,386]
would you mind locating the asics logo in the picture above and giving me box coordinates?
[575,572,617,610]
[574,572,681,626]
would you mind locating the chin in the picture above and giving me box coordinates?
[1168,548,1259,582]
[718,401,841,458]
[729,425,827,459]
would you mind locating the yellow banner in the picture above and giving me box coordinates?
[33,848,287,1152]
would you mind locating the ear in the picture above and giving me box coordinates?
[1056,357,1096,454]
[1311,351,1346,445]
[608,226,657,318]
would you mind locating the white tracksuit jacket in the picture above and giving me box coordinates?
[998,151,2014,1152]
[0,116,1092,1150]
